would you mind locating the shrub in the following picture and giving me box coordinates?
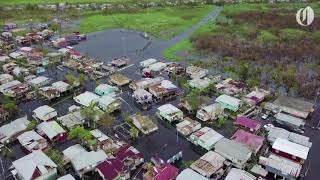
[257,30,277,44]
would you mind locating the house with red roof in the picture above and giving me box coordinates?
[96,158,129,180]
[153,164,179,180]
[231,129,264,153]
[235,116,261,133]
[115,145,144,171]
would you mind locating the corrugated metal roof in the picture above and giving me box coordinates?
[272,138,309,160]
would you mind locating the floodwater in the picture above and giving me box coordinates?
[74,28,202,163]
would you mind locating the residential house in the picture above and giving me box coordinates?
[115,145,144,171]
[259,154,302,179]
[140,58,158,68]
[70,150,108,177]
[275,112,305,130]
[142,62,167,78]
[244,89,269,105]
[109,73,131,86]
[39,86,61,100]
[0,108,10,122]
[2,82,30,98]
[57,111,85,129]
[215,78,246,96]
[129,77,163,90]
[37,121,67,142]
[165,63,185,76]
[266,127,312,147]
[95,83,118,96]
[179,96,211,114]
[190,151,225,178]
[186,66,208,79]
[188,78,211,89]
[0,80,20,93]
[189,127,224,151]
[0,116,30,144]
[145,164,179,180]
[215,94,242,112]
[74,91,100,107]
[63,144,87,163]
[133,89,153,107]
[12,150,58,180]
[176,168,209,180]
[52,81,70,93]
[231,129,264,153]
[176,117,201,136]
[131,114,158,135]
[17,130,48,153]
[214,138,252,169]
[0,55,10,63]
[0,73,13,85]
[98,94,121,113]
[96,158,129,180]
[157,104,183,123]
[27,76,50,87]
[90,129,120,151]
[2,62,18,73]
[225,168,256,180]
[149,80,179,100]
[272,138,309,164]
[33,105,57,122]
[9,51,24,59]
[111,56,128,67]
[273,95,314,119]
[235,116,261,133]
[196,103,223,122]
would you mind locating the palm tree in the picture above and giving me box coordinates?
[98,112,115,131]
[129,127,139,140]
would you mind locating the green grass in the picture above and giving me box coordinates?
[0,0,133,5]
[163,2,320,61]
[80,5,216,39]
[164,39,193,61]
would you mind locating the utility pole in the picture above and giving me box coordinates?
[314,89,320,128]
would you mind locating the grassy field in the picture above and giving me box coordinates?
[165,2,320,60]
[0,0,134,5]
[165,2,320,99]
[79,5,216,39]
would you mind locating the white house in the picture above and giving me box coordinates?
[196,103,223,121]
[12,150,58,180]
[33,105,57,121]
[74,91,100,107]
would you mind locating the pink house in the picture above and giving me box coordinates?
[231,129,264,153]
[115,145,144,170]
[154,164,179,180]
[235,116,261,133]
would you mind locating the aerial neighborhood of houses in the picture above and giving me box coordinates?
[0,15,317,180]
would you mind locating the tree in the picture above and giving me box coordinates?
[129,127,139,140]
[65,73,78,86]
[26,119,38,131]
[78,73,87,86]
[1,96,17,114]
[98,112,115,131]
[68,126,93,145]
[213,115,227,128]
[45,149,65,173]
